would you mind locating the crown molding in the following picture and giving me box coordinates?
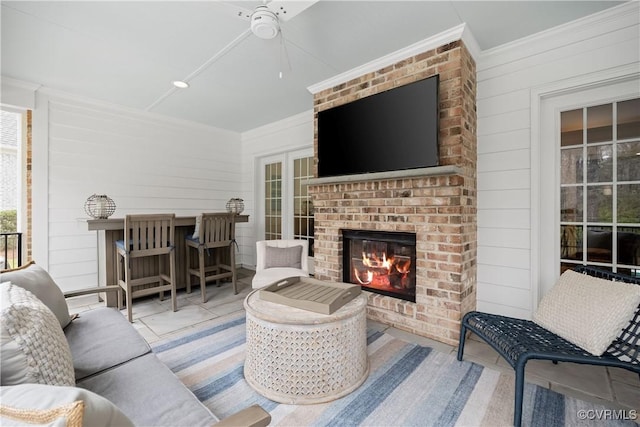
[1,76,42,92]
[36,85,239,137]
[479,1,639,71]
[308,23,478,94]
[242,109,313,141]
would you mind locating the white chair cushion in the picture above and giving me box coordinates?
[251,268,308,289]
[533,269,640,356]
[1,283,75,386]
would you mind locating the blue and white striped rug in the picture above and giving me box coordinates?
[151,312,636,427]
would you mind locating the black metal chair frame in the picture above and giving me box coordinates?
[457,266,640,427]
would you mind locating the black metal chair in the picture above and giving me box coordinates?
[457,266,640,427]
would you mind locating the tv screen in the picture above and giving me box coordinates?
[317,74,439,178]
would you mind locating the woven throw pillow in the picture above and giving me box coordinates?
[0,283,75,386]
[264,245,303,269]
[533,269,640,356]
[0,261,72,329]
[0,384,135,427]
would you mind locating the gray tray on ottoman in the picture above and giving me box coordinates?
[259,276,361,315]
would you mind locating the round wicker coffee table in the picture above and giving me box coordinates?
[243,289,369,404]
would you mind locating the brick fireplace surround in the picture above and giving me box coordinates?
[308,40,477,345]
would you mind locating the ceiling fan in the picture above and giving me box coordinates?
[227,1,319,76]
[147,1,317,111]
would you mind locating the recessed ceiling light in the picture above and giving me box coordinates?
[172,80,189,89]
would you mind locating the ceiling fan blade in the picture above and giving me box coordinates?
[266,0,318,21]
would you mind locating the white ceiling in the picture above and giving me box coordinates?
[1,1,625,132]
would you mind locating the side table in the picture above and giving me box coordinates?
[243,288,369,404]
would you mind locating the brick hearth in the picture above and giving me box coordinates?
[308,40,477,345]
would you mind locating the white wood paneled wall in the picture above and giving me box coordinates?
[475,2,639,318]
[34,93,241,292]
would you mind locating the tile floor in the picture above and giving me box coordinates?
[67,268,639,415]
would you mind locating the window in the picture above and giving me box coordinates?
[559,98,640,275]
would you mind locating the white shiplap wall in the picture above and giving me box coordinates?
[476,2,639,318]
[33,92,242,292]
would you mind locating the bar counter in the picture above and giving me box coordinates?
[88,214,248,307]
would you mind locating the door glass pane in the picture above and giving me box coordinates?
[617,184,640,224]
[618,227,640,266]
[586,144,613,183]
[561,109,583,147]
[617,141,640,181]
[264,161,282,240]
[561,225,582,260]
[560,148,583,184]
[618,98,640,140]
[587,226,612,263]
[586,185,612,222]
[587,103,612,143]
[560,187,582,222]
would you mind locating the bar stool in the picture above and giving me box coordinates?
[116,214,177,322]
[186,213,237,303]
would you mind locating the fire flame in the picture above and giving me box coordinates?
[353,251,411,289]
[354,268,373,284]
[362,251,393,271]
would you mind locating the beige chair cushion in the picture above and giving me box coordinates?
[264,245,303,269]
[533,269,640,356]
[0,261,72,329]
[0,383,134,427]
[1,283,75,386]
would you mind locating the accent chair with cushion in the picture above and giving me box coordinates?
[252,239,310,289]
[0,261,271,427]
[457,266,640,427]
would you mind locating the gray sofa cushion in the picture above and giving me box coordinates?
[0,262,72,329]
[78,353,219,427]
[65,307,150,381]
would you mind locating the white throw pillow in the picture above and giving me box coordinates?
[0,383,135,427]
[0,283,75,386]
[533,269,640,356]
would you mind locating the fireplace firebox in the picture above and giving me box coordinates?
[342,229,417,302]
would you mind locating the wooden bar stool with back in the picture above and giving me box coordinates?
[115,214,177,322]
[186,213,238,303]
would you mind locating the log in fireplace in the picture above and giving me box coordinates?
[342,229,417,302]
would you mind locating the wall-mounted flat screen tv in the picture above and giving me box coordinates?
[317,74,439,178]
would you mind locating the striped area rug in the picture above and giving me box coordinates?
[151,312,635,427]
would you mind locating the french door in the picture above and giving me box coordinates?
[539,77,640,297]
[259,148,314,257]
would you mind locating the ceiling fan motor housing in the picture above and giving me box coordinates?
[251,6,280,39]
